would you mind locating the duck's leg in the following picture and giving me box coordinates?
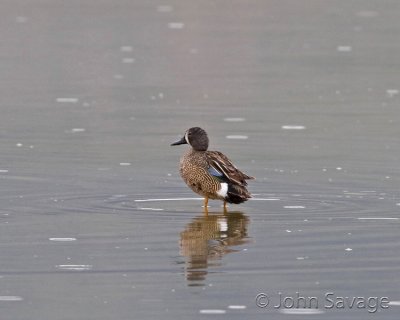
[203,197,209,215]
[204,197,209,208]
[223,201,228,211]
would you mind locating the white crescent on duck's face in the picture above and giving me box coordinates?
[184,130,190,145]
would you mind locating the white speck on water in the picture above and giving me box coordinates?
[281,125,306,130]
[168,22,184,29]
[0,296,23,301]
[226,135,248,140]
[358,217,398,220]
[386,89,399,98]
[337,45,352,52]
[345,248,353,251]
[49,238,77,242]
[56,264,92,271]
[16,143,23,147]
[0,169,9,173]
[135,197,202,202]
[356,10,379,18]
[113,74,124,80]
[389,301,400,306]
[120,46,133,52]
[139,207,164,211]
[228,305,247,310]
[15,16,28,23]
[56,98,79,103]
[296,256,308,260]
[199,309,226,314]
[286,230,292,233]
[157,5,173,12]
[280,308,324,315]
[189,48,198,54]
[122,58,135,63]
[110,194,127,199]
[71,128,86,133]
[223,117,246,122]
[119,162,131,166]
[336,167,343,171]
[354,25,363,32]
[322,168,327,172]
[284,206,305,209]
[343,192,364,196]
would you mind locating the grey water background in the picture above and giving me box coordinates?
[1,0,400,319]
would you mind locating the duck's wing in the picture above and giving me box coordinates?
[206,151,254,186]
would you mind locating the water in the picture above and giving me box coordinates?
[1,0,400,319]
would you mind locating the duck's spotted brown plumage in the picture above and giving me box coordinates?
[171,127,254,210]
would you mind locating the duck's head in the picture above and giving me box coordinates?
[171,127,209,151]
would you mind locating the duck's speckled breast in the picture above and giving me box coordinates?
[179,149,221,199]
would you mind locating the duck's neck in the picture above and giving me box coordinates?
[189,148,206,154]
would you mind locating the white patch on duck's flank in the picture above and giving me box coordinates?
[217,183,228,198]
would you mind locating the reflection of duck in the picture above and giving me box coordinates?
[179,211,250,286]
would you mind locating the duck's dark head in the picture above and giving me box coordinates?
[171,127,209,151]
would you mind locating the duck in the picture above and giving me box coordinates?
[171,127,254,210]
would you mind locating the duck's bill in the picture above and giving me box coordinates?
[171,136,187,146]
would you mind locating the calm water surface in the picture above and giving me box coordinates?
[0,0,399,319]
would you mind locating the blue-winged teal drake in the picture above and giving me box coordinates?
[171,127,254,210]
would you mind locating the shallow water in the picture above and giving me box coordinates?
[1,0,400,319]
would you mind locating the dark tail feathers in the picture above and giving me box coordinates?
[225,184,252,204]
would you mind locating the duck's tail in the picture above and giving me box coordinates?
[225,183,252,204]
